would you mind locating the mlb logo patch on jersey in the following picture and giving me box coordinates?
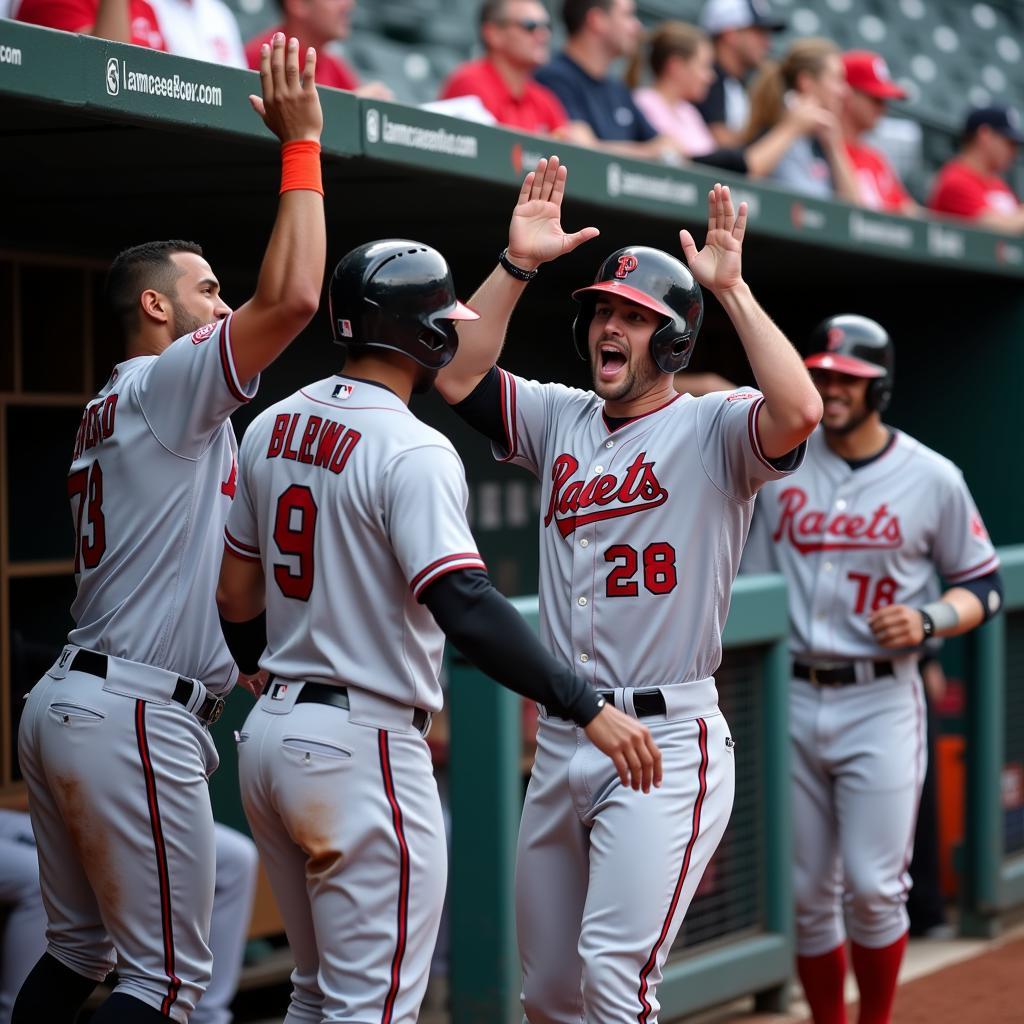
[270,683,289,701]
[191,322,217,344]
[332,383,354,400]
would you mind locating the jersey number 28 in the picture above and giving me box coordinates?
[605,543,678,596]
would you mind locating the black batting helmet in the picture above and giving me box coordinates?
[805,314,894,413]
[329,239,478,369]
[571,246,704,373]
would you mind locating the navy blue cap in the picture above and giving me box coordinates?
[964,105,1024,144]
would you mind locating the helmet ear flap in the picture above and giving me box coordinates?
[572,300,594,362]
[869,378,892,413]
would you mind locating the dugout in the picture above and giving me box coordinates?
[2,24,1024,1020]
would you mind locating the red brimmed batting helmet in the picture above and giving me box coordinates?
[805,314,894,412]
[571,246,704,373]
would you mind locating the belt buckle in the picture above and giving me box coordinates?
[206,696,225,726]
[808,666,821,685]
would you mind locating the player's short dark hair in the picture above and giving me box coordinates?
[105,240,203,334]
[562,0,611,36]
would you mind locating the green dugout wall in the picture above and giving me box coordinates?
[3,24,1024,1018]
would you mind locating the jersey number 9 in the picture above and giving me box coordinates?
[273,485,318,602]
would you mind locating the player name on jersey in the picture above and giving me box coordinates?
[265,412,362,474]
[772,486,903,553]
[72,394,119,460]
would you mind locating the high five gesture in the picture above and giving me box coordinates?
[506,157,600,271]
[680,183,748,296]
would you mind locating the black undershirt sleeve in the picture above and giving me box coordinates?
[422,568,602,726]
[449,366,507,448]
[954,569,1003,622]
[219,611,267,675]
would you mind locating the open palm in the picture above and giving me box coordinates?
[507,156,600,268]
[679,183,748,294]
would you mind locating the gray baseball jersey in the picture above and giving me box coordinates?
[743,427,999,658]
[18,314,256,1022]
[488,371,804,1022]
[224,374,485,712]
[742,425,998,959]
[68,315,256,692]
[227,373,483,1021]
[495,372,803,684]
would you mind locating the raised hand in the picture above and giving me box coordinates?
[249,32,323,143]
[584,705,663,793]
[507,156,600,271]
[679,183,748,296]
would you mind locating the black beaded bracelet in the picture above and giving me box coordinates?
[499,248,539,281]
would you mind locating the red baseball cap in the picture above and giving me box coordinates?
[843,51,907,101]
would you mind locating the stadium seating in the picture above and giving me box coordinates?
[218,0,1022,190]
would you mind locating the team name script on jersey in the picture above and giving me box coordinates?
[544,452,667,538]
[772,486,902,554]
[72,394,118,460]
[266,413,361,474]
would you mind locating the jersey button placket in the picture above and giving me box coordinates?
[570,525,596,683]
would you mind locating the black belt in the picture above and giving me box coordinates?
[793,659,894,686]
[69,649,225,725]
[263,678,430,732]
[548,687,666,720]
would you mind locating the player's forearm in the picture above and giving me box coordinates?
[423,570,602,725]
[244,187,325,344]
[436,264,528,405]
[716,282,822,455]
[929,587,986,637]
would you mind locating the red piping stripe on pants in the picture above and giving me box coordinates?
[134,700,182,1017]
[636,717,709,1023]
[378,730,411,1024]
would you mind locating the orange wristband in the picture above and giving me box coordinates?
[280,140,323,196]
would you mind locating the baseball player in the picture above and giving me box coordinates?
[742,315,1003,1024]
[14,34,325,1024]
[215,238,661,1024]
[0,811,258,1024]
[435,157,823,1023]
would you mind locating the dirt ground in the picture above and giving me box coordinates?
[773,935,1024,1024]
[875,936,1024,1024]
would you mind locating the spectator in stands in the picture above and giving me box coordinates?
[696,0,786,149]
[245,0,390,96]
[841,50,919,215]
[534,0,677,161]
[746,37,862,203]
[438,0,585,139]
[17,0,247,67]
[928,106,1024,234]
[628,21,837,180]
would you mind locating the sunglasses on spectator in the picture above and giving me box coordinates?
[496,17,551,32]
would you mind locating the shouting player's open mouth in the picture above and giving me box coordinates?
[597,342,628,382]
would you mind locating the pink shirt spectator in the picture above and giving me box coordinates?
[633,87,716,157]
